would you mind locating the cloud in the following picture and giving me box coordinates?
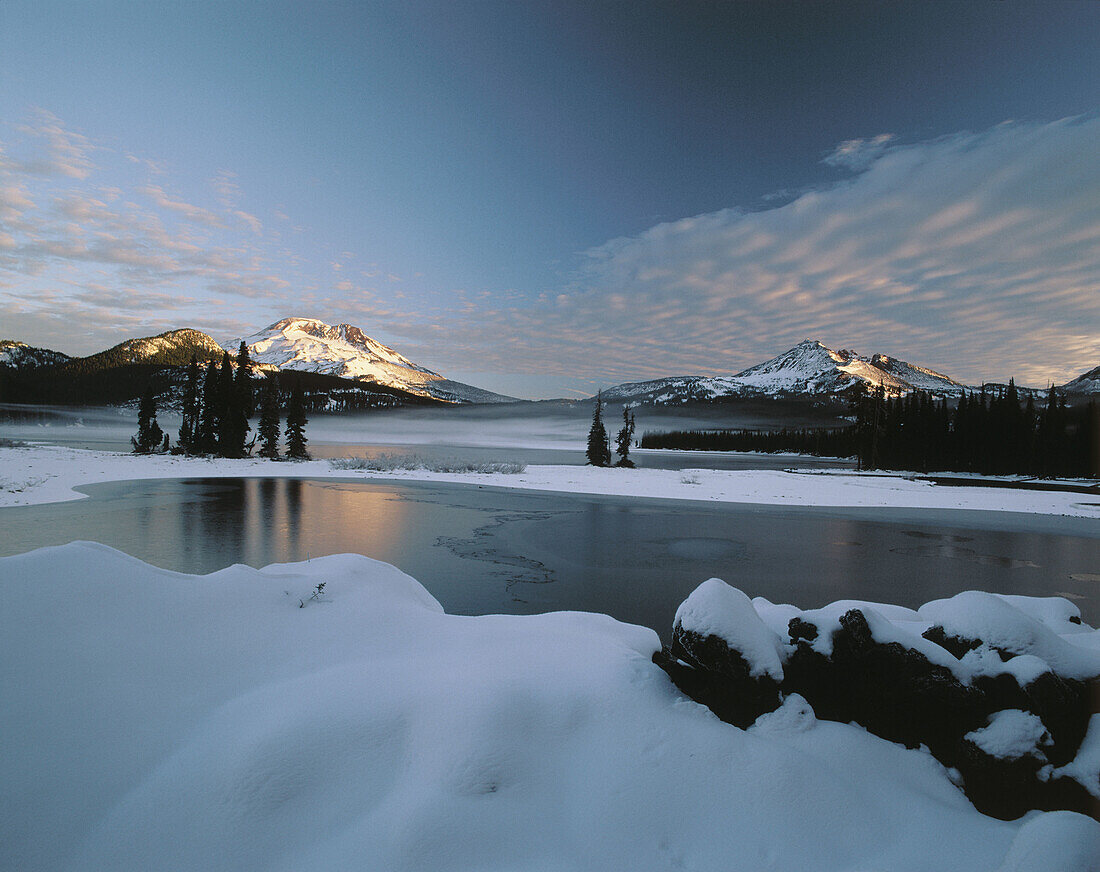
[436,115,1100,388]
[232,210,263,235]
[0,110,303,312]
[4,108,1099,394]
[137,185,224,227]
[125,153,168,175]
[822,133,895,170]
[11,108,96,179]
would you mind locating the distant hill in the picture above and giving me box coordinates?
[0,339,72,369]
[58,328,226,375]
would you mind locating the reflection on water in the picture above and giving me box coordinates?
[1,477,1098,635]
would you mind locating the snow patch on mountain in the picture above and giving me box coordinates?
[237,318,512,404]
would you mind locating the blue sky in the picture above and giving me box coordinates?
[1,1,1099,397]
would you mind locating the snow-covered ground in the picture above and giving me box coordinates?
[2,443,1099,517]
[3,541,1098,871]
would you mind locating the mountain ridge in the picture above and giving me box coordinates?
[601,340,987,404]
[3,328,1097,404]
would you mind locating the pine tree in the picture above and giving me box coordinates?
[131,384,164,454]
[614,406,636,468]
[196,360,220,454]
[257,376,281,459]
[178,354,201,454]
[215,351,249,457]
[586,391,611,467]
[285,381,310,460]
[234,340,255,418]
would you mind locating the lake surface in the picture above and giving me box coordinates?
[3,477,1098,636]
[0,401,858,471]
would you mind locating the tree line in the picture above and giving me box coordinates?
[133,343,309,460]
[640,426,856,457]
[851,382,1097,476]
[641,383,1099,478]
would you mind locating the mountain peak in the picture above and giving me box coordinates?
[240,317,512,404]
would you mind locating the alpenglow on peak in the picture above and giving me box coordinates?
[236,317,513,404]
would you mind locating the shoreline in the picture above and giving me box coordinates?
[3,443,1099,519]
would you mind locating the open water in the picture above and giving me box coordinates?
[3,476,1098,637]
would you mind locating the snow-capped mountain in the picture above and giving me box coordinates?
[237,318,513,404]
[601,340,966,404]
[1062,363,1100,395]
[0,340,71,369]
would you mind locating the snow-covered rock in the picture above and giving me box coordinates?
[919,591,1100,681]
[673,578,784,680]
[236,317,513,404]
[658,584,1100,821]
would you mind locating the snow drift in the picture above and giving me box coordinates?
[2,543,1099,870]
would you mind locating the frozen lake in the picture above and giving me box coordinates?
[3,476,1098,635]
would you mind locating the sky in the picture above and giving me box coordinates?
[1,1,1099,399]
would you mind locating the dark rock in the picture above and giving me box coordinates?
[955,723,1097,820]
[1022,672,1092,766]
[787,617,818,643]
[789,610,981,759]
[922,625,982,659]
[656,624,782,728]
[956,732,1051,820]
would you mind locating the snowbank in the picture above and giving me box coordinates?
[2,443,1099,517]
[4,542,1096,871]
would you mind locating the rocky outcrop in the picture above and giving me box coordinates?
[654,581,1100,821]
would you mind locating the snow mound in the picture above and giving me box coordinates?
[751,693,817,734]
[966,710,1051,761]
[5,542,1090,871]
[993,594,1088,635]
[996,811,1100,871]
[674,578,785,680]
